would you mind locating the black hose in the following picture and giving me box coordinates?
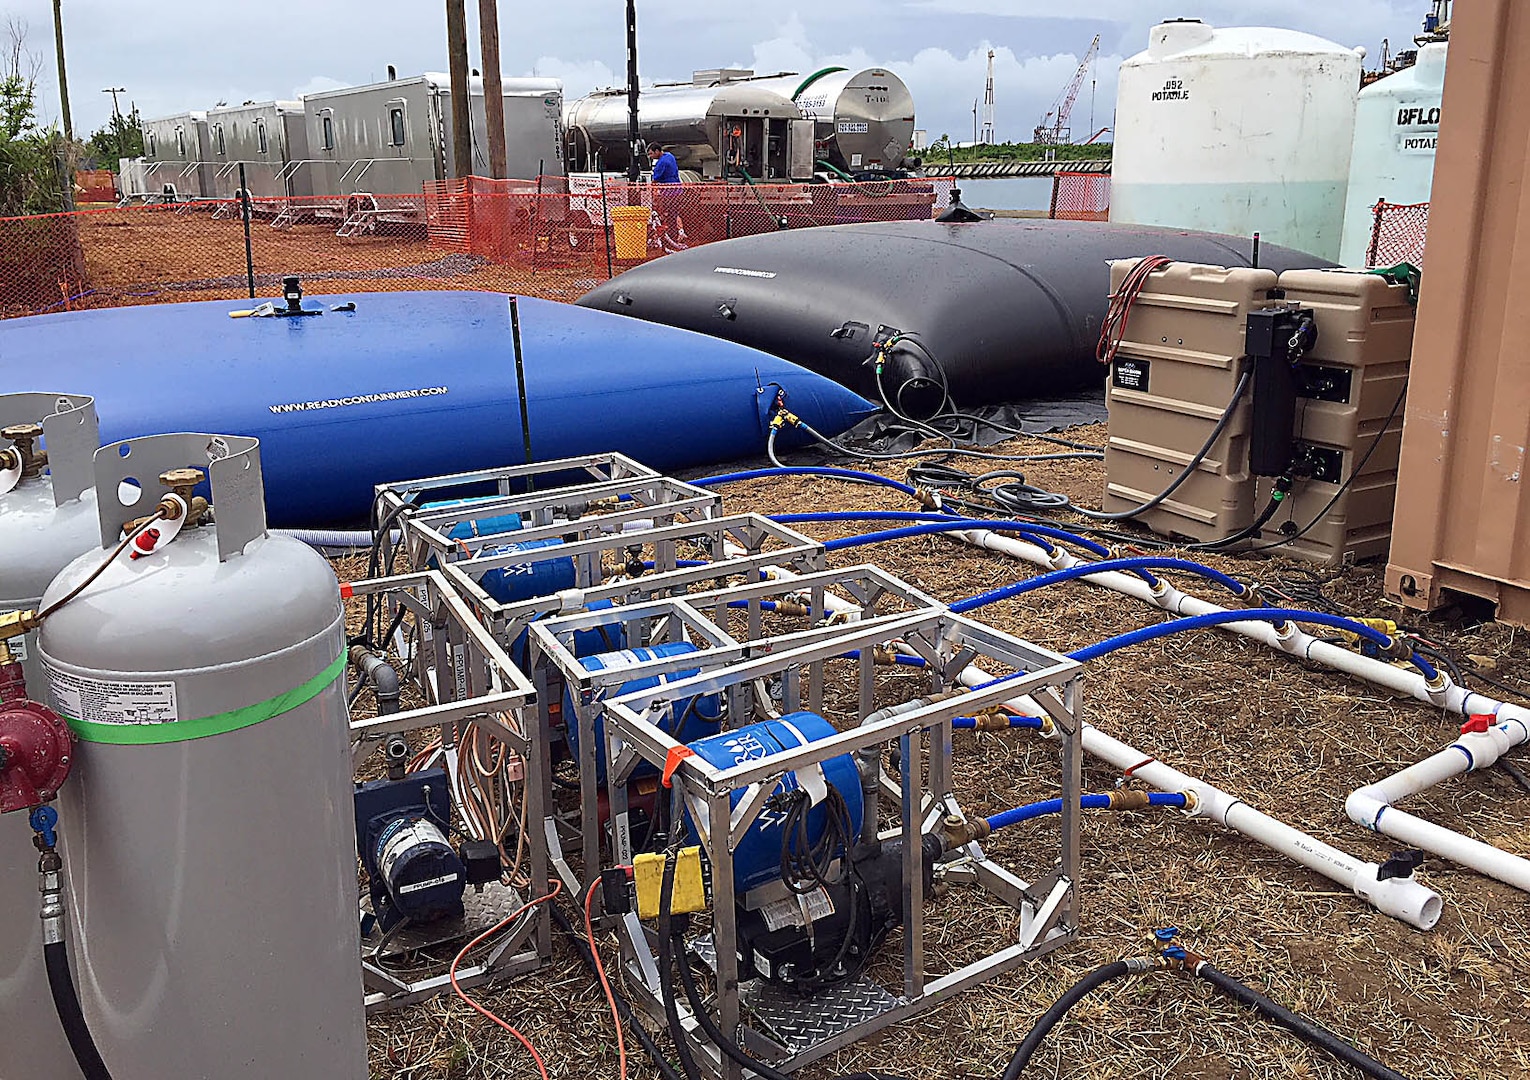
[672,938,904,1080]
[1004,956,1415,1080]
[1065,368,1252,522]
[1000,959,1139,1080]
[1196,963,1413,1080]
[549,901,684,1080]
[657,852,705,1080]
[45,940,114,1080]
[675,946,793,1080]
[1187,477,1292,551]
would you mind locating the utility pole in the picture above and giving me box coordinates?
[103,87,126,163]
[52,0,73,140]
[972,99,977,146]
[445,0,473,178]
[478,0,507,178]
[625,0,640,183]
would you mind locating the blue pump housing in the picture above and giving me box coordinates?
[685,712,864,894]
[566,641,723,781]
[478,536,578,604]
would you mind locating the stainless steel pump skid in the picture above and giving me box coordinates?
[442,513,825,652]
[343,570,541,1012]
[600,611,1085,1077]
[374,453,719,572]
[529,565,947,897]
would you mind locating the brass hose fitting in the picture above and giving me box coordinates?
[940,812,991,851]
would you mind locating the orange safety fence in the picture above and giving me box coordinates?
[1367,199,1429,268]
[0,175,957,321]
[1049,172,1111,221]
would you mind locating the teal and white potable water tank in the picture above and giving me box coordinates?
[1338,42,1448,267]
[1111,19,1365,261]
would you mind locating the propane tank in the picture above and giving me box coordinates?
[0,392,98,1080]
[35,433,366,1078]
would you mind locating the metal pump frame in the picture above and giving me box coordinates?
[442,512,825,651]
[343,570,544,1012]
[527,565,947,898]
[599,611,1085,1077]
[374,453,718,571]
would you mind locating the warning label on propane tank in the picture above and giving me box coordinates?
[46,668,178,725]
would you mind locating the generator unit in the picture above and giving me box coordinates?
[34,433,367,1078]
[0,392,99,1080]
[1102,260,1415,560]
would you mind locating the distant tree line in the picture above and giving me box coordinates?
[923,139,1113,166]
[1,19,142,216]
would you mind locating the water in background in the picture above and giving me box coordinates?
[958,177,1054,214]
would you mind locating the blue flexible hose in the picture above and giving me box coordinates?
[776,512,1127,570]
[837,649,928,668]
[951,558,1248,613]
[1067,608,1440,679]
[690,466,920,498]
[987,792,1188,831]
[726,599,780,611]
[950,715,1045,730]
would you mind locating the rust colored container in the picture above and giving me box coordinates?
[1386,0,1530,625]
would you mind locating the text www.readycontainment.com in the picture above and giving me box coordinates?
[269,387,449,414]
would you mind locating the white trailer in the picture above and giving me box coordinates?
[205,101,313,203]
[136,111,214,199]
[302,73,563,212]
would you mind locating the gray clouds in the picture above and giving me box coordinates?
[9,1,1430,148]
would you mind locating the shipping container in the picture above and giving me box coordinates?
[1386,0,1530,625]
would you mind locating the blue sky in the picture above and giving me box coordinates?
[9,1,1433,145]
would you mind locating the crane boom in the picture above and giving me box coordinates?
[1034,34,1100,145]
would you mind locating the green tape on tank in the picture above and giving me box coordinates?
[62,652,347,745]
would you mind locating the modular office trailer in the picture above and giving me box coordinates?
[138,111,214,198]
[205,101,314,201]
[302,74,564,200]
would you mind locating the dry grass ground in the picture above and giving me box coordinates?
[357,423,1530,1080]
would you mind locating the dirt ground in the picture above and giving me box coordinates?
[358,423,1530,1080]
[58,207,617,313]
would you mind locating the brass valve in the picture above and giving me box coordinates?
[158,467,210,528]
[940,812,991,851]
[0,609,42,643]
[1,423,47,479]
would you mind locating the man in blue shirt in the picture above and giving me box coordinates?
[647,142,687,249]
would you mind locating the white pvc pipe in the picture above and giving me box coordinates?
[1348,715,1530,892]
[769,557,1445,929]
[944,658,1443,930]
[950,526,1530,897]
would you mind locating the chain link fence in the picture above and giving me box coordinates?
[1049,172,1111,221]
[1367,199,1429,268]
[0,175,956,320]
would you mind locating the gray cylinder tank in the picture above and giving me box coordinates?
[0,392,99,1080]
[36,433,366,1078]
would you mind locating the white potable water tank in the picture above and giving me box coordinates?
[1111,19,1365,260]
[1338,42,1448,267]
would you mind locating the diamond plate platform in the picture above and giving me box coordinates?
[364,881,527,957]
[688,936,902,1058]
[742,977,902,1056]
